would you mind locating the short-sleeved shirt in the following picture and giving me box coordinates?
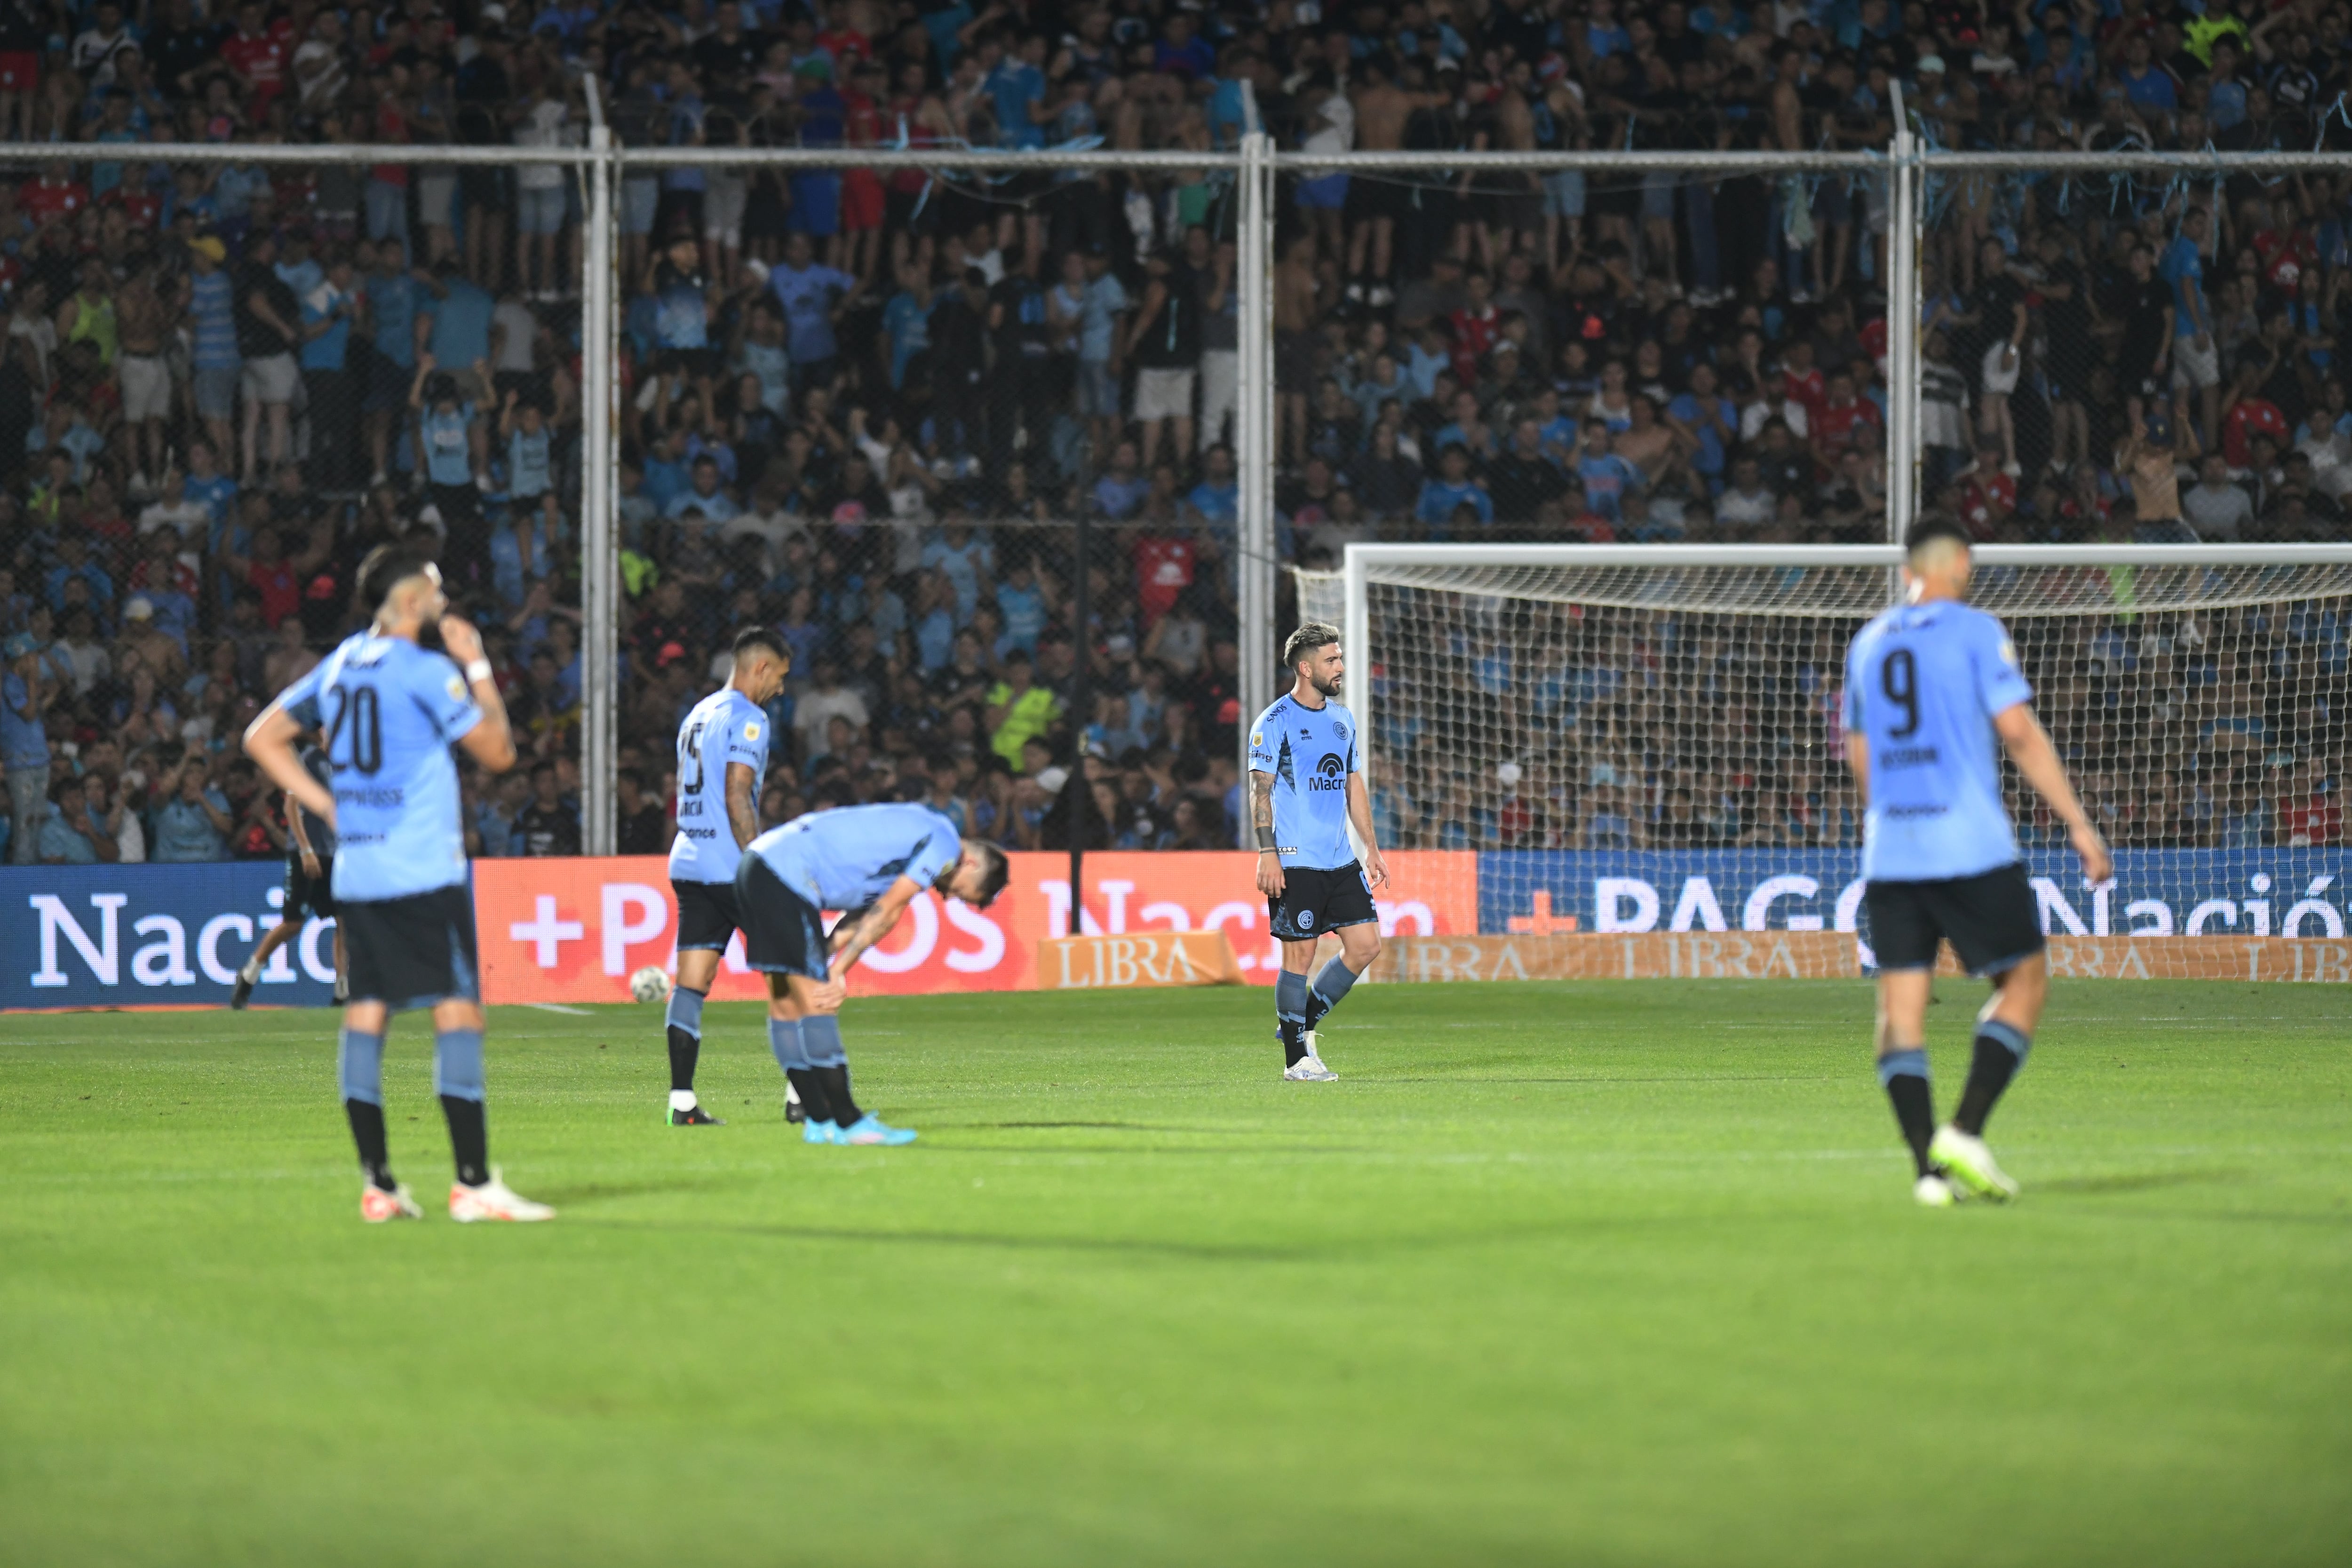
[279,631,484,901]
[1,670,49,768]
[2159,236,2207,337]
[667,686,772,884]
[768,263,856,364]
[1080,272,1128,362]
[1843,599,2034,882]
[748,802,962,911]
[1247,693,1360,871]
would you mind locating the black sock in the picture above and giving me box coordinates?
[667,1025,700,1094]
[813,1064,861,1127]
[1878,1049,1935,1178]
[1954,1021,2031,1136]
[785,1067,834,1124]
[345,1098,395,1191]
[439,1095,489,1187]
[1280,1019,1307,1067]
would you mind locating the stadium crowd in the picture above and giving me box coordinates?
[1,0,2349,867]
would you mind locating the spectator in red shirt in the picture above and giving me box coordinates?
[2275,760,2341,847]
[221,523,327,629]
[219,1,286,115]
[19,160,88,224]
[1812,369,1882,462]
[1778,337,1828,431]
[1448,271,1501,383]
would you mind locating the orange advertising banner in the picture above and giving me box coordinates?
[472,850,1479,1006]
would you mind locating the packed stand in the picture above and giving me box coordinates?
[3,0,2350,869]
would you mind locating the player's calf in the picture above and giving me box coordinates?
[665,985,722,1123]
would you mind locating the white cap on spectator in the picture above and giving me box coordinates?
[1036,765,1070,795]
[1916,54,1947,75]
[123,597,154,621]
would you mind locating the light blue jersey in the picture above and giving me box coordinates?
[1247,693,1360,871]
[667,687,772,885]
[280,632,482,901]
[748,803,962,912]
[1843,599,2034,882]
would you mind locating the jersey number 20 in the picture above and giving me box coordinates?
[326,686,382,775]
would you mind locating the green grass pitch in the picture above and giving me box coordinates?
[2,979,2346,1567]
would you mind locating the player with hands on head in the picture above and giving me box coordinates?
[1248,622,1389,1082]
[1844,516,2113,1208]
[659,625,791,1126]
[733,802,1009,1145]
[243,546,552,1224]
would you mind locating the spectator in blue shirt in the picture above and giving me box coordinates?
[36,775,115,865]
[3,632,56,864]
[151,758,233,862]
[1416,444,1494,526]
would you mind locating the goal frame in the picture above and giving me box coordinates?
[1336,543,2352,780]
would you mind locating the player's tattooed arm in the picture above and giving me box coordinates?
[1250,771,1284,899]
[725,761,761,852]
[828,876,925,978]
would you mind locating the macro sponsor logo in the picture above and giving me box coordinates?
[1308,754,1347,791]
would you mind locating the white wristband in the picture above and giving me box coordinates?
[464,659,493,685]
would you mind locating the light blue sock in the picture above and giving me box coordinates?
[801,1015,847,1068]
[1977,1018,2032,1065]
[339,1029,385,1105]
[1876,1047,1929,1086]
[433,1028,485,1102]
[664,986,706,1040]
[1308,956,1359,1025]
[1275,969,1308,1033]
[768,1016,807,1072]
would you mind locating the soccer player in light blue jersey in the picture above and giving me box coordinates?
[245,548,553,1224]
[1843,518,2112,1207]
[659,627,791,1126]
[1248,622,1390,1082]
[735,802,1009,1144]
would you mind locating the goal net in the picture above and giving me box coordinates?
[1295,545,2352,980]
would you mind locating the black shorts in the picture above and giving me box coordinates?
[734,855,829,981]
[340,883,480,1010]
[1864,861,2044,977]
[1345,172,1411,226]
[674,876,742,952]
[285,853,336,920]
[1268,860,1379,944]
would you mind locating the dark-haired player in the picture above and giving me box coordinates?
[1844,517,2112,1207]
[244,547,552,1223]
[735,803,1009,1144]
[1247,621,1389,1082]
[659,626,791,1125]
[230,728,346,1009]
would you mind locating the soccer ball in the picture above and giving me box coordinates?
[629,966,672,1004]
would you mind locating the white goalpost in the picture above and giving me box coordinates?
[1298,543,2352,979]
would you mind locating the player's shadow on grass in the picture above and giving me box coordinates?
[2037,1168,2247,1195]
[568,1215,1313,1262]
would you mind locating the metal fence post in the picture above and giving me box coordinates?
[580,110,618,856]
[1235,130,1276,836]
[1885,85,1919,550]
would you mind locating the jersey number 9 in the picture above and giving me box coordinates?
[1880,648,1919,740]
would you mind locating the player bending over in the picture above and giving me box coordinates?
[244,547,553,1223]
[1843,517,2112,1207]
[230,731,347,1009]
[660,626,791,1125]
[734,801,1008,1144]
[1248,622,1390,1082]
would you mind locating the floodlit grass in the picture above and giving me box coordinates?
[2,979,2345,1566]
